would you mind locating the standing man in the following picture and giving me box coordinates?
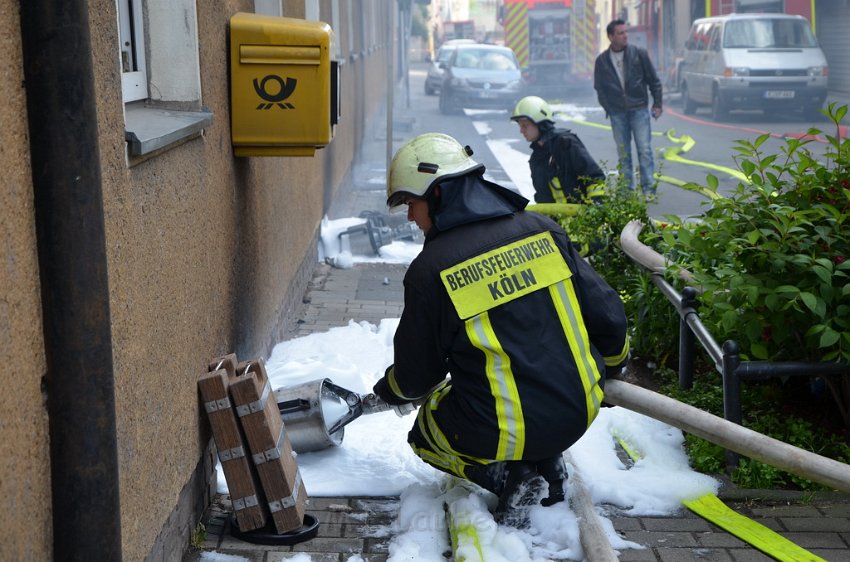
[510,95,606,204]
[594,19,663,196]
[372,132,630,517]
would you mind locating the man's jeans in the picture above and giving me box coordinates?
[609,109,655,194]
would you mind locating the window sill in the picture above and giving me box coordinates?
[124,104,213,157]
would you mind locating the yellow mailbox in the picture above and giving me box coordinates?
[230,12,339,157]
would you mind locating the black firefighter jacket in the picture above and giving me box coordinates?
[529,127,605,203]
[593,44,663,114]
[382,173,629,462]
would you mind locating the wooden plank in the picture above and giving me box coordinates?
[230,358,308,534]
[198,367,267,531]
[208,353,238,377]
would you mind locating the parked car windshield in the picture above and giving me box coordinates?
[437,47,455,64]
[723,19,817,48]
[453,49,518,71]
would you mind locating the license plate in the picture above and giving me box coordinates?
[764,90,794,99]
[478,90,496,98]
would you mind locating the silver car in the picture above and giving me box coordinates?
[438,44,524,114]
[424,39,476,96]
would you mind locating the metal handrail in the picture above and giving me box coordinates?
[619,220,849,469]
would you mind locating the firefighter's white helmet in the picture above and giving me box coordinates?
[386,133,483,211]
[510,96,555,125]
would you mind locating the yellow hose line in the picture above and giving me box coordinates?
[526,202,583,217]
[683,494,827,562]
[448,514,485,562]
[662,129,749,185]
[568,119,751,200]
[613,431,826,562]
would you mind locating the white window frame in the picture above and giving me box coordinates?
[347,0,355,55]
[255,0,283,16]
[116,0,211,158]
[306,0,320,21]
[118,0,147,102]
[331,0,341,60]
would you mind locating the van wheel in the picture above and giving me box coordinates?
[681,83,697,115]
[711,90,728,121]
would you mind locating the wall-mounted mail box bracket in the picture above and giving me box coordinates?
[230,12,339,157]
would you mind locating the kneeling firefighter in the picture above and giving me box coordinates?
[511,95,606,204]
[372,132,630,511]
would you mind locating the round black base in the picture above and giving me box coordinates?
[230,513,320,545]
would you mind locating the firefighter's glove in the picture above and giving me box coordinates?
[392,402,417,417]
[373,367,414,418]
[606,365,625,380]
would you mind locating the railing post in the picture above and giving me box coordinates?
[678,287,698,390]
[722,340,742,470]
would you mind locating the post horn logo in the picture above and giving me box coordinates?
[253,75,297,110]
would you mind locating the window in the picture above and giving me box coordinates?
[255,0,282,16]
[306,0,320,21]
[117,0,146,102]
[116,0,212,158]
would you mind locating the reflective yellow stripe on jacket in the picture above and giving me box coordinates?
[549,177,568,203]
[465,312,525,461]
[549,279,604,426]
[411,384,490,477]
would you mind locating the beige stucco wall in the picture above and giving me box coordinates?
[2,0,389,558]
[0,2,53,561]
[99,1,385,560]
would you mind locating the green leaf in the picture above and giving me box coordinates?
[814,299,827,320]
[819,328,840,348]
[805,324,826,337]
[775,285,800,296]
[746,285,760,306]
[764,292,779,311]
[800,292,818,313]
[843,284,850,297]
[745,230,761,245]
[812,265,832,284]
[750,343,769,359]
[721,309,738,331]
[814,258,834,273]
[753,133,771,148]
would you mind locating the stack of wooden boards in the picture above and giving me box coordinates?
[198,353,308,534]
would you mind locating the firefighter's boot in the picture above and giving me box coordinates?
[537,455,567,507]
[494,461,545,528]
[464,461,509,496]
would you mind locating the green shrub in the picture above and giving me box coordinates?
[652,103,850,426]
[658,105,850,363]
[657,368,850,490]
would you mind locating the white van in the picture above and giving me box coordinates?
[680,13,828,120]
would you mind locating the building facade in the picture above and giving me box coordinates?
[2,1,393,560]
